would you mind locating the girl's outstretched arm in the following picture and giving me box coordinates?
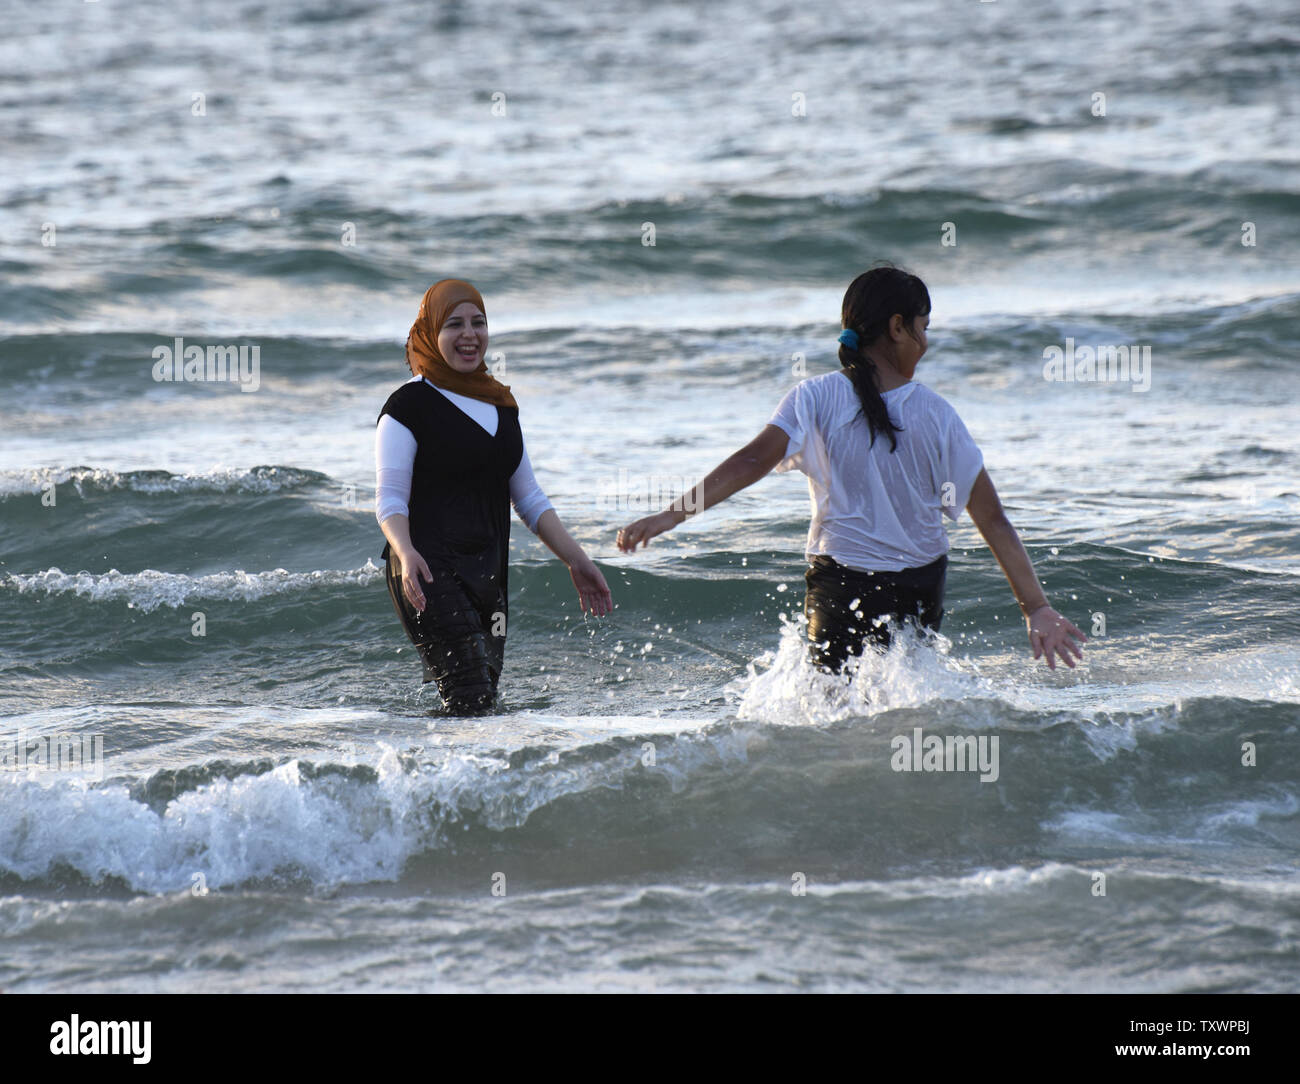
[965,468,1086,670]
[615,425,789,552]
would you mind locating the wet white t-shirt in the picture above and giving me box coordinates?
[768,371,984,572]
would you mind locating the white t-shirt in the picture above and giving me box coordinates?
[374,376,554,533]
[768,371,984,572]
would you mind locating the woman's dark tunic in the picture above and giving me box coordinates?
[377,380,522,712]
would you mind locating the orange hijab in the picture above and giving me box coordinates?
[405,279,518,408]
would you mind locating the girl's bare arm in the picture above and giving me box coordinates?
[965,468,1086,670]
[615,424,790,551]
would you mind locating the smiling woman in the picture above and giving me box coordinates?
[375,279,612,714]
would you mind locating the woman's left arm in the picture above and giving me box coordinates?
[536,509,613,616]
[511,441,612,616]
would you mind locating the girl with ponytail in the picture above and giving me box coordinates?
[615,263,1085,673]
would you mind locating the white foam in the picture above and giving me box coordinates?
[727,614,999,724]
[0,465,322,499]
[4,564,383,612]
[728,613,1300,745]
[1047,792,1300,846]
[0,751,420,891]
[0,725,752,892]
[764,861,1300,900]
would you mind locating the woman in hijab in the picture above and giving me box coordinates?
[376,279,612,714]
[615,265,1085,673]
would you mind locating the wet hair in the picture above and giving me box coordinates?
[838,263,930,453]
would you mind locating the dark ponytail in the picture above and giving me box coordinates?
[838,262,931,453]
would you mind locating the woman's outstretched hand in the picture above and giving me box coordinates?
[397,546,433,612]
[569,553,613,616]
[616,510,682,553]
[1027,605,1087,670]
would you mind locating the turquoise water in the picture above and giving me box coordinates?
[2,0,1299,991]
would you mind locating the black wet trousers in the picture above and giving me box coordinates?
[803,553,947,672]
[385,549,502,715]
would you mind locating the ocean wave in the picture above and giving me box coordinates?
[0,464,330,499]
[2,695,1295,895]
[3,563,383,612]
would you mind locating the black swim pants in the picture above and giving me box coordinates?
[384,548,502,715]
[803,553,948,672]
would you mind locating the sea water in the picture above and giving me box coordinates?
[1,0,1298,991]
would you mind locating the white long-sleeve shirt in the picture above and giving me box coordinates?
[374,376,554,533]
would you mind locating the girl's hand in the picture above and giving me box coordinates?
[1027,605,1087,670]
[568,553,613,616]
[616,510,682,553]
[397,547,433,612]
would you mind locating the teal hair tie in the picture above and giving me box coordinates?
[838,328,859,349]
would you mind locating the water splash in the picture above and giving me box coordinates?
[726,613,998,725]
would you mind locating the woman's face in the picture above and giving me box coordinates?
[437,301,489,373]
